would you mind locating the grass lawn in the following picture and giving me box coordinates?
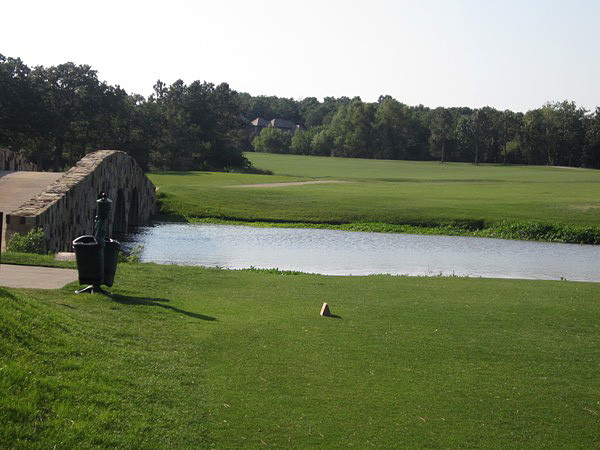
[2,253,600,448]
[148,154,600,231]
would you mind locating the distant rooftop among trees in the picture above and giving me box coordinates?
[247,117,305,138]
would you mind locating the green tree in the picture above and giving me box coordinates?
[290,129,315,155]
[374,97,412,160]
[311,128,334,156]
[0,54,41,154]
[329,98,376,158]
[551,101,586,166]
[520,109,548,165]
[454,108,499,164]
[32,63,105,168]
[583,108,600,168]
[429,107,454,163]
[454,114,475,162]
[299,97,324,128]
[406,105,433,160]
[520,102,586,167]
[252,127,292,154]
[238,94,301,124]
[498,110,522,164]
[145,79,247,170]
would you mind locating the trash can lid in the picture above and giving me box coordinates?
[72,235,98,245]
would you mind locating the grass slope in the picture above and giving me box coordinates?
[2,254,600,448]
[149,154,600,229]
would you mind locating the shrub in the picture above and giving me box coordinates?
[290,129,315,155]
[252,127,292,154]
[7,228,46,254]
[119,244,144,263]
[480,221,600,245]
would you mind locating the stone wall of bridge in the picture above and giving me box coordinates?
[6,150,155,253]
[0,148,40,171]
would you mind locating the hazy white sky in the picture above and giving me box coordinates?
[2,0,599,112]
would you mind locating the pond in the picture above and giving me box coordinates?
[125,223,600,282]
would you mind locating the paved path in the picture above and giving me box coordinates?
[0,264,78,289]
[0,170,64,250]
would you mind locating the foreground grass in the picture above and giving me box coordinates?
[2,254,600,448]
[148,154,600,243]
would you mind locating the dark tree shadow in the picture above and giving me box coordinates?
[111,294,217,321]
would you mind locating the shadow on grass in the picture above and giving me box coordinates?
[325,313,342,319]
[0,287,16,299]
[111,294,217,321]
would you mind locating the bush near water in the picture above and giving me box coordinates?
[478,221,600,244]
[6,229,46,254]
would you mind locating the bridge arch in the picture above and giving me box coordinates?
[113,188,127,235]
[128,187,140,228]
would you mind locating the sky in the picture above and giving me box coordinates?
[2,0,599,112]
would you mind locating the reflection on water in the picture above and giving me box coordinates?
[125,223,600,282]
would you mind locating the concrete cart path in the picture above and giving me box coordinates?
[0,264,78,289]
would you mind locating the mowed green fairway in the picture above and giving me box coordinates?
[1,255,600,448]
[149,153,600,227]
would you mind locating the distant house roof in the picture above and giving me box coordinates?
[270,118,296,130]
[248,117,304,135]
[250,117,270,127]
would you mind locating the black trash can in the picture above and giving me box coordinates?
[103,238,121,287]
[73,235,104,286]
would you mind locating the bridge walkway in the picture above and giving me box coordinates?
[0,170,64,250]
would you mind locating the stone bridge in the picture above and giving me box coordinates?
[3,150,155,253]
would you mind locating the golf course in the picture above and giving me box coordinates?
[150,153,600,243]
[2,155,600,448]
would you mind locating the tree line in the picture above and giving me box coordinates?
[2,53,600,171]
[251,96,600,169]
[0,54,247,171]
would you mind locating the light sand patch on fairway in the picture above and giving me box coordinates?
[226,180,351,188]
[566,204,600,211]
[554,166,592,171]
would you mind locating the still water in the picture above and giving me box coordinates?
[126,223,600,282]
